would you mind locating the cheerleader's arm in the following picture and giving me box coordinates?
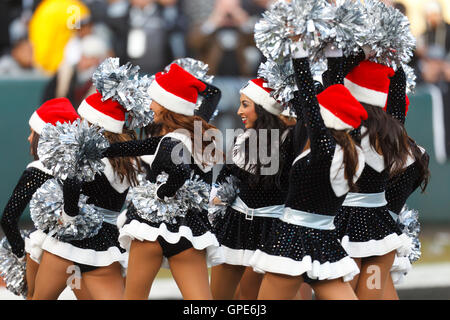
[291,44,332,157]
[102,136,163,158]
[195,82,222,122]
[0,168,52,258]
[386,67,407,125]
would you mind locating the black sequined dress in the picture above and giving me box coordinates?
[249,57,364,282]
[334,65,412,259]
[211,127,294,266]
[40,158,129,271]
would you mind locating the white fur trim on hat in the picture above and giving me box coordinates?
[78,99,124,134]
[148,80,196,116]
[240,81,282,116]
[319,105,354,131]
[344,78,387,108]
[29,111,47,135]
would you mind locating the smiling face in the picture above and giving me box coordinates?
[150,100,166,124]
[237,94,258,129]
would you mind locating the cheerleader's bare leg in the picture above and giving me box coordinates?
[257,272,304,300]
[295,283,313,300]
[210,264,246,300]
[79,262,125,300]
[168,248,212,300]
[355,250,396,300]
[382,273,399,300]
[310,278,357,300]
[25,254,39,299]
[33,251,89,299]
[233,267,263,300]
[349,258,361,291]
[123,240,163,300]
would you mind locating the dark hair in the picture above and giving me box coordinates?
[360,103,410,177]
[30,131,40,161]
[240,104,288,188]
[103,129,142,187]
[329,129,360,192]
[408,136,430,192]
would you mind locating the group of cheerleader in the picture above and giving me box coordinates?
[1,4,430,301]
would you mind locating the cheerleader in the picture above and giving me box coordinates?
[334,60,414,299]
[0,98,84,299]
[249,40,368,300]
[382,67,430,299]
[231,106,315,301]
[101,63,222,300]
[32,93,140,300]
[209,76,295,300]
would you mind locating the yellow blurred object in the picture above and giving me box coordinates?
[29,0,90,75]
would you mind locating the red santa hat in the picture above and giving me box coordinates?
[344,61,395,108]
[147,63,206,116]
[240,78,283,116]
[78,92,127,134]
[29,98,80,135]
[317,84,368,131]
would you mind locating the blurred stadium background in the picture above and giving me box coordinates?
[1,0,450,299]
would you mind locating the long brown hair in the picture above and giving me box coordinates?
[156,107,221,167]
[329,129,360,192]
[103,129,141,186]
[30,130,40,161]
[360,103,410,177]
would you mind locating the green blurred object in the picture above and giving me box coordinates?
[0,77,50,221]
[0,77,449,222]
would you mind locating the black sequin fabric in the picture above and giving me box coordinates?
[195,82,221,122]
[386,151,430,215]
[1,166,52,258]
[212,128,294,254]
[255,57,353,266]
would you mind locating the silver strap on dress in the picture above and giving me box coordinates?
[94,206,121,226]
[388,210,399,222]
[342,192,388,208]
[280,207,336,230]
[230,196,284,221]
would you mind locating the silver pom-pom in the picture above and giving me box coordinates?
[208,176,240,226]
[258,58,297,106]
[30,179,104,241]
[254,0,294,63]
[165,58,214,84]
[128,172,211,225]
[38,119,110,182]
[0,230,31,297]
[397,206,421,263]
[402,63,417,94]
[289,0,335,62]
[362,0,416,69]
[324,0,368,56]
[93,57,153,129]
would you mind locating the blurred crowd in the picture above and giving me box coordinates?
[0,0,449,109]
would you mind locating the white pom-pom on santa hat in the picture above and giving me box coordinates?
[78,92,126,134]
[29,98,80,135]
[240,78,283,116]
[147,63,206,116]
[317,84,368,131]
[344,61,395,108]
